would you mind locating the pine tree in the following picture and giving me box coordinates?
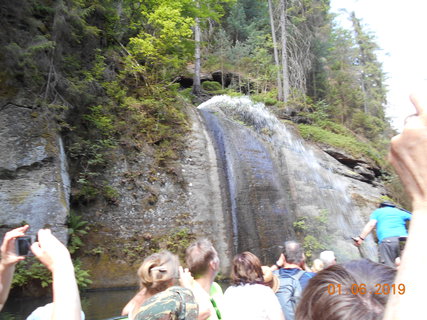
[351,12,387,119]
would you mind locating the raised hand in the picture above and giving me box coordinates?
[30,229,72,273]
[0,225,29,310]
[178,266,195,289]
[0,225,29,266]
[389,93,427,211]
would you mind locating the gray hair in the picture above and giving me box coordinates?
[319,250,336,267]
[282,240,304,264]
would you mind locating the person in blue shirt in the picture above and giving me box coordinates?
[271,241,316,320]
[354,201,412,267]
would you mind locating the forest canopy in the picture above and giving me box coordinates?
[0,0,399,203]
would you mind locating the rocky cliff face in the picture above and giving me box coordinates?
[0,103,69,243]
[1,96,388,290]
[76,104,232,288]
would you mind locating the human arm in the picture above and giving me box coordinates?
[177,267,210,319]
[353,219,377,246]
[383,94,427,319]
[270,253,285,271]
[122,289,147,318]
[303,262,312,272]
[31,229,82,320]
[0,225,29,310]
[178,266,195,289]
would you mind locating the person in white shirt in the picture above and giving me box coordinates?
[222,251,285,320]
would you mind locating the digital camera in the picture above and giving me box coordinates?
[16,236,33,256]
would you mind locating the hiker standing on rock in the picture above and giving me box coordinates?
[353,201,411,267]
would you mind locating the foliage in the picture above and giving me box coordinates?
[157,228,196,262]
[251,90,280,105]
[297,123,384,166]
[67,211,90,254]
[350,12,387,119]
[73,259,93,289]
[202,81,222,92]
[293,209,331,262]
[102,185,119,204]
[12,259,52,288]
[224,0,269,43]
[293,218,307,233]
[0,312,17,320]
[117,86,189,150]
[82,105,115,135]
[350,111,385,140]
[383,172,412,210]
[1,0,395,185]
[303,235,325,261]
[119,228,196,264]
[12,257,92,290]
[127,0,195,82]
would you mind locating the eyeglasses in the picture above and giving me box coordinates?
[210,298,222,320]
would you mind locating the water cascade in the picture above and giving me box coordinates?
[59,137,71,210]
[198,96,378,263]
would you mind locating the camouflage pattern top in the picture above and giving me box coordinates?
[134,286,198,320]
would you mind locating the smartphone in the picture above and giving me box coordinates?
[16,236,33,256]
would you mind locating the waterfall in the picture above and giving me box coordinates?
[58,137,71,209]
[198,95,377,263]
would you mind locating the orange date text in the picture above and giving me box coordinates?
[327,283,405,295]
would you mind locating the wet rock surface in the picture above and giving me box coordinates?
[0,104,69,243]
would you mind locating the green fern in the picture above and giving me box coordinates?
[67,211,89,254]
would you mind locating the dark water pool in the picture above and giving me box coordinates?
[1,282,230,320]
[1,287,137,320]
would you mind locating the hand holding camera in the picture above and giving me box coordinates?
[0,225,30,267]
[17,235,36,256]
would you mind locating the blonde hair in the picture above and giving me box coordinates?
[138,251,179,295]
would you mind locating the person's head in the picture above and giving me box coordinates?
[231,251,264,286]
[282,240,305,267]
[137,250,179,295]
[185,239,219,279]
[311,259,324,273]
[319,250,336,267]
[296,259,396,320]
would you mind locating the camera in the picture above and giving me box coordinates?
[16,236,33,256]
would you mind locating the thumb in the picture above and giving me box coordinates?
[410,93,427,117]
[30,242,43,259]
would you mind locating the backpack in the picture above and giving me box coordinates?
[275,270,305,320]
[134,286,198,320]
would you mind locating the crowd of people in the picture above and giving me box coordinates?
[1,93,427,319]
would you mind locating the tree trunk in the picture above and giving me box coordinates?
[192,15,202,95]
[268,0,283,101]
[280,0,290,102]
